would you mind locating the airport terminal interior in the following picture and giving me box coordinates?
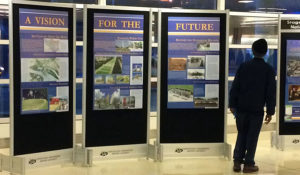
[1,0,300,174]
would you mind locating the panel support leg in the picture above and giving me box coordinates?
[73,145,93,167]
[224,143,232,160]
[0,153,25,175]
[147,141,163,162]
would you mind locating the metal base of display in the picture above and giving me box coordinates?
[271,132,300,151]
[0,154,25,175]
[147,141,163,161]
[73,145,93,167]
[87,144,148,161]
[153,143,231,161]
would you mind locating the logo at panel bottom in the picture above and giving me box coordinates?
[175,148,183,153]
[292,139,300,144]
[28,159,37,165]
[100,152,108,156]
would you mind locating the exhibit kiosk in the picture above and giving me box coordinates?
[155,9,231,160]
[272,14,300,150]
[82,5,152,161]
[0,1,76,174]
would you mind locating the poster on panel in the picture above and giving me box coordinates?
[167,16,220,109]
[93,13,144,110]
[284,40,300,122]
[19,8,70,114]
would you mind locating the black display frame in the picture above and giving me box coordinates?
[160,12,227,143]
[12,3,74,155]
[279,33,300,135]
[85,8,150,147]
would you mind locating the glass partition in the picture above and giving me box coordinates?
[229,14,278,45]
[0,45,8,79]
[0,84,9,117]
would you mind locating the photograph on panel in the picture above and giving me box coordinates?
[115,40,143,53]
[194,84,219,108]
[284,105,293,122]
[196,39,219,51]
[95,75,105,84]
[94,55,122,75]
[187,69,205,79]
[287,40,300,77]
[44,38,68,53]
[94,88,120,110]
[105,75,116,84]
[287,58,300,77]
[129,41,143,52]
[21,58,68,82]
[116,75,130,84]
[168,85,194,102]
[187,55,205,68]
[22,88,49,111]
[49,86,69,112]
[288,85,300,101]
[168,57,187,71]
[119,96,135,109]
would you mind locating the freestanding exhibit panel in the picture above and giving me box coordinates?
[157,9,230,159]
[83,5,151,160]
[9,0,75,168]
[272,14,300,150]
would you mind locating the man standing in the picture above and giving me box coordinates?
[229,39,276,173]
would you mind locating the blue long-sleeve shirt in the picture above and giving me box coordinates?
[229,57,276,115]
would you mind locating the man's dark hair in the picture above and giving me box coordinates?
[252,39,268,58]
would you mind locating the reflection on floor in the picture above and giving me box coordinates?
[1,131,300,175]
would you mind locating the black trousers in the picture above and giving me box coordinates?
[233,112,264,165]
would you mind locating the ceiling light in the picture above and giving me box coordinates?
[238,0,254,3]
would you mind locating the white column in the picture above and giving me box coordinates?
[217,0,225,10]
[98,0,106,6]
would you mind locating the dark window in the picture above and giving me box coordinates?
[107,0,217,9]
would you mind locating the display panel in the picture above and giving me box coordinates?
[19,8,70,114]
[93,13,144,110]
[284,40,300,122]
[167,17,220,109]
[279,33,300,135]
[13,4,73,155]
[160,12,226,143]
[85,9,149,147]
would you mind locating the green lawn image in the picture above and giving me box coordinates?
[95,57,122,74]
[168,85,194,92]
[116,75,130,84]
[22,99,48,111]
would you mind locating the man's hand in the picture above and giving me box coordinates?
[264,115,272,124]
[230,108,235,114]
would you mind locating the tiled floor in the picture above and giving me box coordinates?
[1,131,300,175]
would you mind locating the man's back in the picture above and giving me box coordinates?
[229,58,276,115]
